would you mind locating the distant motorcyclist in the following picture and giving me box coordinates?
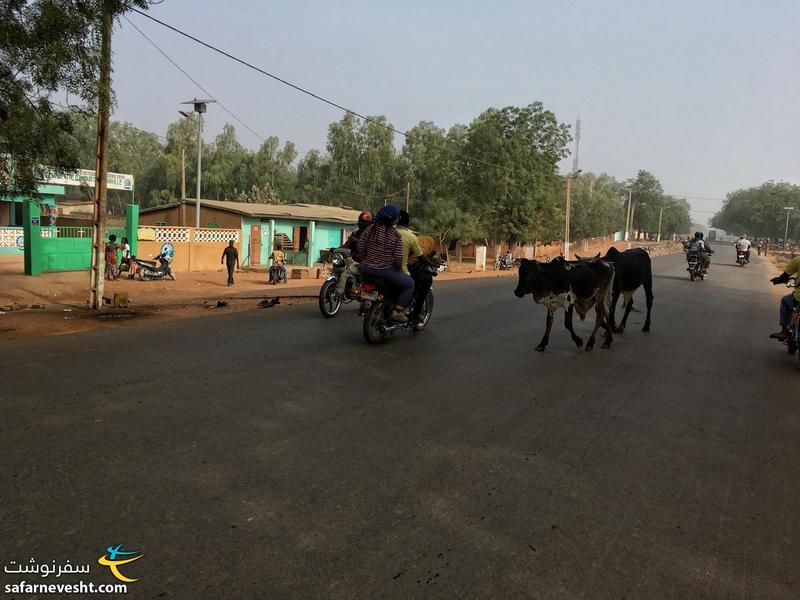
[342,211,372,262]
[735,234,751,263]
[687,231,713,272]
[769,256,800,341]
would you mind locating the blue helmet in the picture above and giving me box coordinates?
[376,204,400,224]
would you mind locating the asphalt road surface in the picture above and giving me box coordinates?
[1,248,798,599]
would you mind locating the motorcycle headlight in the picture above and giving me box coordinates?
[332,252,345,267]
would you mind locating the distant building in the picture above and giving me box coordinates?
[139,198,360,267]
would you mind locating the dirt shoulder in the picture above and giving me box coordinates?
[0,241,683,342]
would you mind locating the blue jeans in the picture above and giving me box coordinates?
[361,265,414,307]
[780,293,799,327]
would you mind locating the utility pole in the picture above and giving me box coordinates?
[405,181,410,212]
[180,99,214,228]
[181,148,186,198]
[783,207,795,249]
[657,206,664,243]
[624,189,632,241]
[89,6,112,310]
[564,169,581,258]
[195,111,203,227]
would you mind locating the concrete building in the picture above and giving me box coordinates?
[139,198,360,267]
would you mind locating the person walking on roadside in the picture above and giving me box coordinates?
[221,240,239,286]
[105,234,120,280]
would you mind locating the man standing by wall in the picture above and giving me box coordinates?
[221,240,239,286]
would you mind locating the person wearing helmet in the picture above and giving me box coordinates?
[735,234,751,264]
[687,231,713,272]
[356,204,414,322]
[342,211,372,262]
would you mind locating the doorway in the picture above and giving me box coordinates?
[249,224,261,265]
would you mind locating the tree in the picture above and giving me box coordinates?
[712,181,800,240]
[462,103,572,244]
[0,0,148,196]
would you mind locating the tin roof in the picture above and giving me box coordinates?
[141,198,360,224]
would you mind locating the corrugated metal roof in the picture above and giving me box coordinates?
[141,198,360,224]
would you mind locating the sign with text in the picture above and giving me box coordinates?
[42,169,134,191]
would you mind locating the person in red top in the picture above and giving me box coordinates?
[343,211,372,262]
[356,204,414,322]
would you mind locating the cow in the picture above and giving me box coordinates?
[514,257,615,351]
[600,247,653,333]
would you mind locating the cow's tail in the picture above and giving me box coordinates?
[603,264,615,315]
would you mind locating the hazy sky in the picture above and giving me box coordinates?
[109,0,799,224]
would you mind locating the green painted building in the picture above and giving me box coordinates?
[139,198,361,268]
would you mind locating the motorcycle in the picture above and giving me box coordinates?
[318,247,360,318]
[777,279,800,368]
[736,248,748,267]
[686,251,705,281]
[358,256,439,344]
[495,255,517,270]
[269,263,288,284]
[134,252,176,281]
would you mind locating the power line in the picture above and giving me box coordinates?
[129,8,517,175]
[122,15,267,144]
[51,100,169,141]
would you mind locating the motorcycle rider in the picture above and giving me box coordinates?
[269,242,287,284]
[769,256,800,341]
[342,211,372,262]
[356,204,414,322]
[687,231,713,272]
[397,209,433,327]
[735,234,751,263]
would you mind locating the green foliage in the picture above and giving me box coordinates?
[711,181,800,240]
[625,170,692,237]
[0,0,148,196]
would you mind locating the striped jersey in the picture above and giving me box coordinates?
[356,223,404,270]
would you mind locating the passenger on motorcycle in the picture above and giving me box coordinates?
[735,234,751,263]
[356,204,414,322]
[687,231,713,272]
[343,211,373,263]
[397,210,433,326]
[769,256,800,341]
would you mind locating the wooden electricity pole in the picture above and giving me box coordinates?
[181,148,186,198]
[89,6,112,310]
[624,189,633,241]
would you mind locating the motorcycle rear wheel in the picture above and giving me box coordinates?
[363,302,387,344]
[415,290,435,329]
[169,271,176,281]
[319,279,342,318]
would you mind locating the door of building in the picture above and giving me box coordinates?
[250,224,261,265]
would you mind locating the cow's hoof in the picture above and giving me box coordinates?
[615,327,625,334]
[584,346,594,352]
[535,345,546,352]
[642,325,650,333]
[574,337,584,348]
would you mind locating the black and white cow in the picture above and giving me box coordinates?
[600,247,653,333]
[514,257,615,351]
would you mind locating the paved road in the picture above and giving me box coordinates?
[1,249,798,599]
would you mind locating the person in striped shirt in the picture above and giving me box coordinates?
[356,204,415,322]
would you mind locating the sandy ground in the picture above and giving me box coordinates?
[0,241,683,342]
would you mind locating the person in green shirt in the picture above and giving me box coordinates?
[769,256,800,341]
[397,210,434,327]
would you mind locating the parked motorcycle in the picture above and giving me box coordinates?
[736,249,748,267]
[135,253,176,281]
[686,251,705,281]
[495,255,517,270]
[269,263,287,284]
[319,247,359,318]
[359,256,439,344]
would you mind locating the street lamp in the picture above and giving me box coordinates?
[564,169,582,258]
[656,200,679,243]
[783,206,795,250]
[180,98,215,228]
